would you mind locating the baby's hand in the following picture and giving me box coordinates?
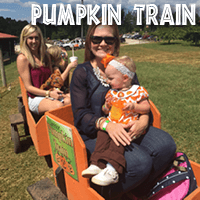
[123,102,136,111]
[68,60,78,69]
[105,94,113,104]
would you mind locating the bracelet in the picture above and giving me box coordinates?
[102,104,109,111]
[95,117,105,129]
[45,90,50,98]
[102,120,110,131]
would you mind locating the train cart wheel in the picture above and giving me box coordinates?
[9,113,24,154]
[11,125,21,154]
[17,94,23,114]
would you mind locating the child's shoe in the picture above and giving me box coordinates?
[91,167,119,186]
[82,164,102,178]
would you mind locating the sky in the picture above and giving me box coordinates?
[0,0,200,23]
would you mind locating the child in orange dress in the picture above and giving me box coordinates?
[82,54,150,186]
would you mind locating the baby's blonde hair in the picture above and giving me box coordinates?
[47,45,68,66]
[114,56,136,74]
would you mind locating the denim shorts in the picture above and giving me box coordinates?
[28,96,64,114]
[28,96,45,115]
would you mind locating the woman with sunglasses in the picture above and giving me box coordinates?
[17,24,75,115]
[70,20,176,199]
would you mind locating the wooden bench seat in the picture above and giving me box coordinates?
[27,177,68,200]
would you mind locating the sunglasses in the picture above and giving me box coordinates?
[60,52,67,62]
[90,36,116,45]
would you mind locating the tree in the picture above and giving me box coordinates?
[154,26,179,43]
[183,25,200,45]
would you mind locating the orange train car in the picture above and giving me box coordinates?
[18,76,200,199]
[19,76,51,156]
[44,102,200,200]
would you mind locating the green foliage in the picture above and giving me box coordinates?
[51,32,57,40]
[182,25,200,45]
[154,26,178,43]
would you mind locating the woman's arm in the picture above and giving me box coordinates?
[70,65,100,138]
[17,54,62,99]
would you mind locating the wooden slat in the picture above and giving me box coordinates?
[9,113,24,125]
[27,178,68,200]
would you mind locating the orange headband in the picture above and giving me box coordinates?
[101,54,135,79]
[101,54,115,68]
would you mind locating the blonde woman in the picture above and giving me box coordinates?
[17,24,73,115]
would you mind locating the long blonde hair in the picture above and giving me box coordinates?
[20,24,48,68]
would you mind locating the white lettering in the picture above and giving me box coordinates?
[31,4,42,25]
[57,4,75,25]
[134,4,145,25]
[176,4,181,25]
[182,4,195,25]
[108,4,121,25]
[146,4,158,25]
[43,4,56,25]
[87,4,100,25]
[76,4,86,25]
[160,4,174,25]
[31,3,196,26]
[102,4,107,25]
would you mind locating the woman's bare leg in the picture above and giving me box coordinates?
[63,93,71,105]
[38,98,64,114]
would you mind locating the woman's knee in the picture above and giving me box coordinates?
[142,126,176,155]
[155,127,176,155]
[142,126,176,170]
[55,101,65,108]
[125,146,153,178]
[64,96,71,105]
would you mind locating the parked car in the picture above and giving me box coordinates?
[62,38,85,50]
[147,35,155,40]
[56,41,64,47]
[120,37,126,43]
[61,39,70,43]
[143,35,150,39]
[132,34,142,39]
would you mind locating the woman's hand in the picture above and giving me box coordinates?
[50,88,64,100]
[105,122,132,146]
[124,114,149,141]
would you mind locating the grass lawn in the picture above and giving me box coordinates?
[0,41,200,199]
